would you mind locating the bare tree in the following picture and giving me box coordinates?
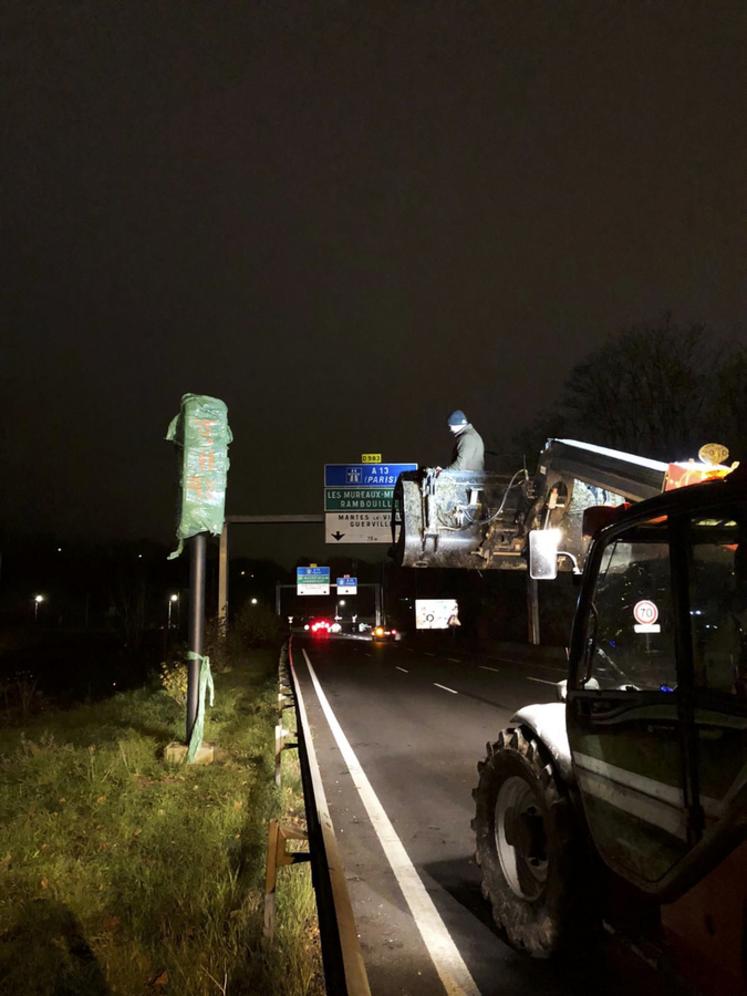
[702,343,747,462]
[516,316,723,464]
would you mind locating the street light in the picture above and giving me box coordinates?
[250,597,258,606]
[167,593,179,629]
[33,594,45,622]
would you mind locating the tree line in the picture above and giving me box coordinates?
[515,315,746,466]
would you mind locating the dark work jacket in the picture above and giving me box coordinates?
[445,424,485,471]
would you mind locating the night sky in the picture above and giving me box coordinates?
[3,2,746,564]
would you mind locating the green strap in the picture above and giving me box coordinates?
[167,539,184,561]
[186,651,215,763]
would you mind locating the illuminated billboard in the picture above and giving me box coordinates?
[415,598,460,630]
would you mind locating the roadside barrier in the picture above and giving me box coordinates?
[264,639,371,996]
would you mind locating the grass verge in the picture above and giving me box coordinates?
[0,648,323,996]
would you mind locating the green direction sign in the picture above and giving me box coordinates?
[325,488,393,511]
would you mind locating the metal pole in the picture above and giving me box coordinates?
[527,577,540,645]
[374,584,382,627]
[218,521,229,635]
[275,583,281,617]
[187,533,207,743]
[380,561,386,625]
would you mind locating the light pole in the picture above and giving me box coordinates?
[33,594,45,622]
[167,593,179,630]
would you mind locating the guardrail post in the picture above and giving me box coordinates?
[263,819,310,940]
[274,722,287,786]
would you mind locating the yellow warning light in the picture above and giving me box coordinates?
[665,442,737,492]
[698,443,730,465]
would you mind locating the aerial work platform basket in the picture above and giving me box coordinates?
[392,438,719,571]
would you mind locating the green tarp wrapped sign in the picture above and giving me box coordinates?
[166,394,232,559]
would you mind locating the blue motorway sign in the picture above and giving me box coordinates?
[296,566,330,595]
[324,463,417,488]
[336,576,358,594]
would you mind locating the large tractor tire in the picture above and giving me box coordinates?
[472,725,589,958]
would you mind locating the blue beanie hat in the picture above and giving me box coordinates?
[447,410,468,427]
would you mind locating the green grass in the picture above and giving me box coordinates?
[0,649,323,996]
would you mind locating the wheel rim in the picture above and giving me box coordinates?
[494,775,549,900]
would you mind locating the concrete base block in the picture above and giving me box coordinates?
[164,741,215,765]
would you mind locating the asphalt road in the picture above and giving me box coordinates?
[293,636,663,996]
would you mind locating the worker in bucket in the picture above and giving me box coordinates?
[436,410,485,474]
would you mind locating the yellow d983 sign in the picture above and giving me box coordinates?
[361,453,382,463]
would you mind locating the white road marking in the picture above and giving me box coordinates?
[524,676,558,686]
[433,683,458,695]
[447,658,461,663]
[396,666,409,673]
[479,665,500,673]
[425,652,436,657]
[302,649,480,996]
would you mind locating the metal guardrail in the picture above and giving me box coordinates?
[267,639,371,996]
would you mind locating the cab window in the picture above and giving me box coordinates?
[585,518,676,692]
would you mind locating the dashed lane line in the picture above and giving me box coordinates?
[396,666,409,673]
[479,665,500,673]
[524,675,559,686]
[433,683,458,695]
[447,658,461,663]
[302,649,481,996]
[425,652,436,657]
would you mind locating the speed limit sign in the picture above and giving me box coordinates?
[633,600,659,626]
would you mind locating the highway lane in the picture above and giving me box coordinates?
[293,636,661,996]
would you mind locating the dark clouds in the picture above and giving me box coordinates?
[2,1,746,561]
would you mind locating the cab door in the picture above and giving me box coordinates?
[566,511,692,890]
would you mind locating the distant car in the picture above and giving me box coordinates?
[305,618,332,637]
[371,625,401,643]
